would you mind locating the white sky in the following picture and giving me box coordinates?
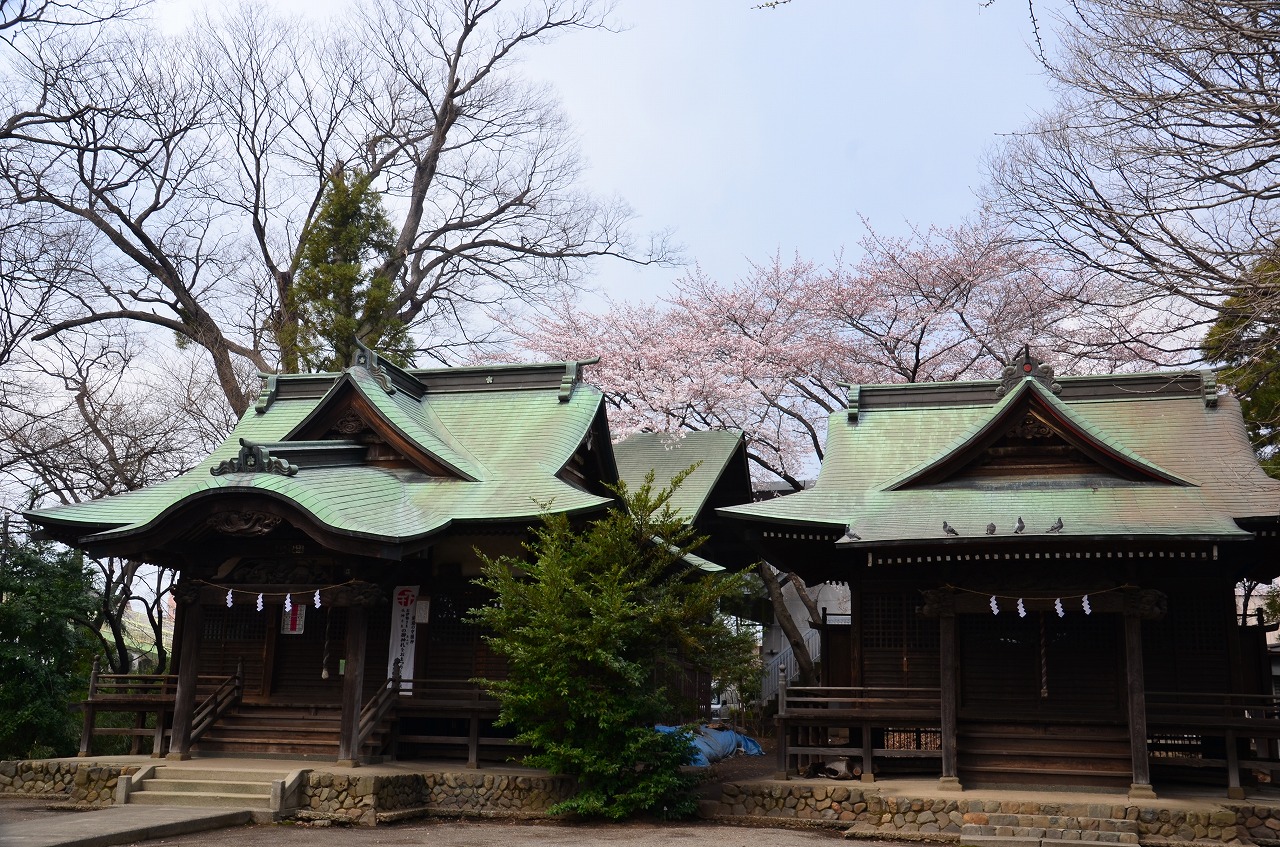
[155,0,1064,303]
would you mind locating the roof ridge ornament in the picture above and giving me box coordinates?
[211,438,300,477]
[352,339,396,395]
[559,357,600,402]
[996,345,1061,398]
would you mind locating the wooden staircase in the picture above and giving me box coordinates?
[958,722,1132,790]
[191,704,392,761]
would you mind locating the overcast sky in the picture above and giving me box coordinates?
[157,0,1064,302]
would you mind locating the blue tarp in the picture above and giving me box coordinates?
[655,724,765,767]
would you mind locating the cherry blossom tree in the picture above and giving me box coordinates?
[521,221,1165,489]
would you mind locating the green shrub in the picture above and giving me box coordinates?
[472,469,755,819]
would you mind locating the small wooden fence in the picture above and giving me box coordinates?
[1147,691,1280,797]
[78,659,242,758]
[391,678,519,768]
[775,683,943,779]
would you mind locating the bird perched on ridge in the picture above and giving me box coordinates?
[837,524,861,544]
[943,521,959,536]
[1014,516,1025,534]
[1047,517,1064,533]
[986,523,996,535]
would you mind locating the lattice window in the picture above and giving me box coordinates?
[202,605,266,641]
[864,594,904,649]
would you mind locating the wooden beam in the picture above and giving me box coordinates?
[338,605,369,765]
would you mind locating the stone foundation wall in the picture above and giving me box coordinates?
[700,783,1280,845]
[298,769,576,825]
[1224,804,1280,846]
[0,760,137,806]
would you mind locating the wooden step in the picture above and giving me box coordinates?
[957,722,1132,789]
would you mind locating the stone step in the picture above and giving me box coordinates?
[152,767,292,783]
[964,814,1142,833]
[129,790,273,810]
[961,825,1140,844]
[139,778,276,795]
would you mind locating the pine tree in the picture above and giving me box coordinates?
[472,470,756,820]
[285,166,413,372]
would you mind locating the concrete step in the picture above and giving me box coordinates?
[151,767,292,782]
[962,819,1142,845]
[964,814,1141,833]
[962,835,1139,847]
[140,778,276,795]
[128,790,273,810]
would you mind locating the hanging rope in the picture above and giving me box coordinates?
[1039,613,1049,699]
[193,578,362,608]
[321,608,332,681]
[944,583,1133,602]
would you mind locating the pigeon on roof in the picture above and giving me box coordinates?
[1048,517,1064,533]
[1014,516,1025,534]
[943,521,959,536]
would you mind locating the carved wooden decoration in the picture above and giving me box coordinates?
[333,412,368,437]
[207,511,283,537]
[1009,413,1055,440]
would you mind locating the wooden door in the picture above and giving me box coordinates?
[959,611,1123,721]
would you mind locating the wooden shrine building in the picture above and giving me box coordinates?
[26,348,752,766]
[720,353,1280,798]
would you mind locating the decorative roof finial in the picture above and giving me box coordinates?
[351,339,395,395]
[996,345,1061,397]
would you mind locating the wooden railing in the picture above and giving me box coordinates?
[775,683,943,779]
[1147,691,1280,727]
[394,679,513,768]
[351,659,401,761]
[79,659,243,758]
[1146,691,1280,798]
[188,661,243,746]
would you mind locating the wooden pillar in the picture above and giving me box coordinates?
[774,668,789,780]
[860,722,875,783]
[78,658,100,757]
[938,610,961,791]
[338,604,369,766]
[167,602,205,760]
[1124,610,1156,799]
[850,577,863,687]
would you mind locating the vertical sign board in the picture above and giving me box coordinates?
[389,585,419,693]
[280,604,306,634]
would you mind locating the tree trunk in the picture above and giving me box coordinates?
[758,561,818,686]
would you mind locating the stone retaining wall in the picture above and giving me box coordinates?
[1224,804,1280,846]
[699,782,1280,845]
[297,769,576,825]
[0,760,137,806]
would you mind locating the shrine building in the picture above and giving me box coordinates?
[720,352,1280,799]
[25,348,752,766]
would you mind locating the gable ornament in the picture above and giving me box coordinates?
[996,346,1061,398]
[211,438,300,477]
[206,511,283,537]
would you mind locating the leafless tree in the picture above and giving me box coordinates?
[0,331,225,672]
[984,0,1280,366]
[1,0,670,417]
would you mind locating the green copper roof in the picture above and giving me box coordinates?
[720,369,1280,544]
[27,359,613,556]
[613,430,746,522]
